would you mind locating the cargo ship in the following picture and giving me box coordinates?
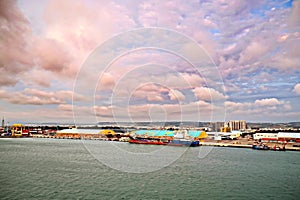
[169,139,199,147]
[128,130,200,147]
[128,138,168,145]
[128,138,199,147]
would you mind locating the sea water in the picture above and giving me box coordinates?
[0,138,299,199]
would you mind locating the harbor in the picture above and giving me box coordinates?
[1,121,300,151]
[1,137,300,200]
[1,1,300,199]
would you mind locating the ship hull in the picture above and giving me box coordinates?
[168,139,199,147]
[129,139,199,147]
[252,145,285,151]
[128,139,168,145]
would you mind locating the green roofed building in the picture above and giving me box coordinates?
[132,130,207,139]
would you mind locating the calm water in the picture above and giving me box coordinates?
[0,138,299,200]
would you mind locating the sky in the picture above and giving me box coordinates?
[0,0,300,124]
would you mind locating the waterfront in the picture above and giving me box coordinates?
[0,138,299,199]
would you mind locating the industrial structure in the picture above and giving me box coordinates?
[253,132,300,143]
[228,120,247,131]
[55,128,118,139]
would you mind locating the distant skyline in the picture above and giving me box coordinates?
[0,0,300,124]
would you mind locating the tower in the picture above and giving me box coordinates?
[228,120,247,131]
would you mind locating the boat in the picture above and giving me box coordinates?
[252,144,269,150]
[128,138,168,145]
[128,130,200,147]
[271,145,286,151]
[170,130,200,146]
[252,143,286,151]
[168,139,199,147]
[128,137,199,147]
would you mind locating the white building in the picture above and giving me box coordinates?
[253,133,278,140]
[209,131,241,140]
[277,132,300,142]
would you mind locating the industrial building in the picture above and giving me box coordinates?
[253,133,278,141]
[132,129,208,140]
[253,132,300,143]
[227,120,247,131]
[55,128,118,139]
[277,132,300,142]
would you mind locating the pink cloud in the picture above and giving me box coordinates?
[22,68,53,87]
[58,104,73,112]
[270,38,300,71]
[254,98,283,107]
[1,0,299,123]
[193,87,226,102]
[225,101,251,111]
[0,88,86,105]
[0,0,33,86]
[239,40,269,65]
[293,83,300,95]
[137,84,169,93]
[168,89,185,101]
[288,0,300,27]
[0,90,62,105]
[127,101,214,121]
[132,83,168,102]
[34,37,72,73]
[2,108,74,123]
[93,105,115,120]
[137,1,218,58]
[146,95,165,102]
[225,98,292,120]
[97,73,116,91]
[181,73,205,88]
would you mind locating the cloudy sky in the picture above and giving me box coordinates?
[0,0,299,124]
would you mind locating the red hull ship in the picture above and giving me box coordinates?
[128,138,199,147]
[128,139,168,145]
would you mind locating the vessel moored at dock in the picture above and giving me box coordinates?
[252,144,269,150]
[128,129,202,147]
[252,143,286,151]
[128,137,199,147]
[128,138,168,145]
